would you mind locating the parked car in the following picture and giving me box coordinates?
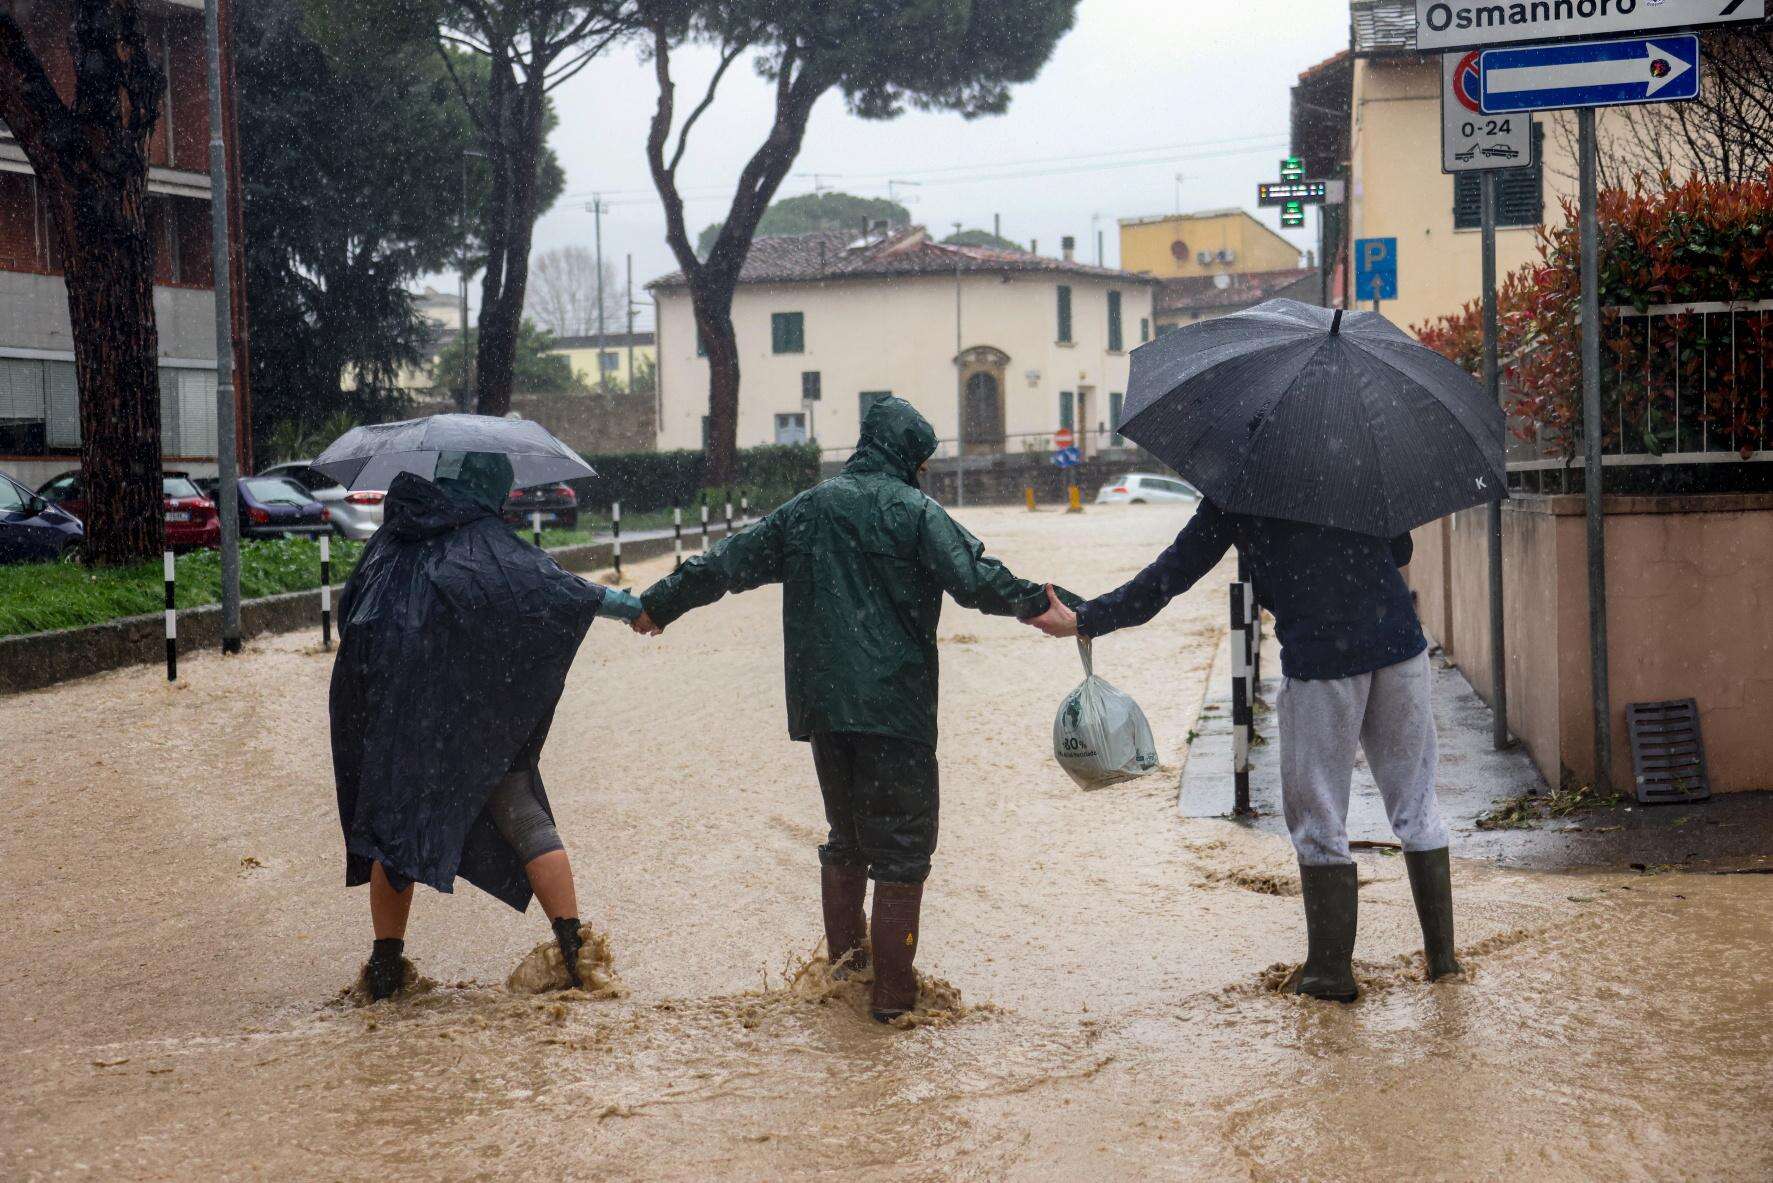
[257,460,385,540]
[234,475,331,540]
[36,470,221,550]
[1095,473,1199,505]
[0,470,83,563]
[503,482,579,530]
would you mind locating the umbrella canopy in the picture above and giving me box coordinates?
[311,413,595,493]
[1119,299,1506,537]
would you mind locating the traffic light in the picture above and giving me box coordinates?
[1281,201,1306,228]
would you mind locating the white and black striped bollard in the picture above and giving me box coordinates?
[700,500,710,553]
[673,506,683,570]
[740,492,749,527]
[164,550,177,682]
[320,533,333,650]
[531,510,543,548]
[723,496,733,537]
[611,500,622,584]
[1230,582,1251,816]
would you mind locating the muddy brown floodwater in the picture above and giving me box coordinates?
[3,505,1769,1181]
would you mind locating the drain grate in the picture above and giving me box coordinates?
[1626,699,1710,805]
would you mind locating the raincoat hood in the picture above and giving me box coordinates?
[383,471,494,541]
[845,397,937,486]
[433,449,515,513]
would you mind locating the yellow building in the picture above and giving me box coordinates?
[1118,209,1304,281]
[549,332,657,393]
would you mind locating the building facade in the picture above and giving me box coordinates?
[1154,268,1322,332]
[0,0,240,488]
[651,228,1156,459]
[1119,209,1304,282]
[549,331,656,394]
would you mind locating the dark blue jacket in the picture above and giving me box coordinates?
[1076,500,1426,681]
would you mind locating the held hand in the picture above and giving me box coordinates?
[630,610,662,637]
[1026,584,1079,638]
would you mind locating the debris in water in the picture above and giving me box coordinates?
[506,922,625,998]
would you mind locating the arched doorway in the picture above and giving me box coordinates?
[955,345,1009,454]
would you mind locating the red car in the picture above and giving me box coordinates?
[36,470,222,550]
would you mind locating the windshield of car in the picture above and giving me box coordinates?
[163,477,202,499]
[245,478,314,506]
[0,478,27,512]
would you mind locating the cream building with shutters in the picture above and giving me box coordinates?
[649,227,1157,460]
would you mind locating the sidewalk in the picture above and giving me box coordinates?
[1178,623,1773,872]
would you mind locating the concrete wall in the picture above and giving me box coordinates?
[1405,493,1773,794]
[654,273,1153,455]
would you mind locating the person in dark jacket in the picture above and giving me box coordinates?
[1026,499,1460,1002]
[331,451,643,1000]
[634,397,1070,1023]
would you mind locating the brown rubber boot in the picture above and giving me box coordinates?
[869,881,924,1023]
[821,865,870,978]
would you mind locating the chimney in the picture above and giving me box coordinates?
[1061,236,1076,262]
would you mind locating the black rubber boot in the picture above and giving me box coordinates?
[1404,847,1463,981]
[821,865,871,978]
[366,937,405,1001]
[869,881,924,1023]
[1283,863,1360,1003]
[551,916,584,989]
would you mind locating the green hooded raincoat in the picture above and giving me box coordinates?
[641,397,1056,748]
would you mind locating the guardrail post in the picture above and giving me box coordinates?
[320,533,332,650]
[164,551,177,682]
[531,510,542,548]
[740,491,750,527]
[1230,582,1251,816]
[673,505,683,570]
[612,500,622,584]
[724,492,733,537]
[700,497,710,553]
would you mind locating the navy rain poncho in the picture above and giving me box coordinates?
[330,463,606,911]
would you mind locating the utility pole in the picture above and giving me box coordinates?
[1578,107,1611,793]
[460,148,486,413]
[625,253,635,395]
[953,221,965,508]
[591,195,607,393]
[1481,169,1507,751]
[993,213,1001,240]
[204,0,240,653]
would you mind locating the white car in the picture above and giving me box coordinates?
[257,461,386,540]
[1095,473,1199,505]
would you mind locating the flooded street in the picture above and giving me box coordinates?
[3,505,1769,1181]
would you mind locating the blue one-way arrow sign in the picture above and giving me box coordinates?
[1480,35,1700,113]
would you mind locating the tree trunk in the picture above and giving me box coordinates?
[473,69,544,417]
[694,298,741,487]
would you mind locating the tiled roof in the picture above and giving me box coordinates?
[647,227,1155,290]
[1350,0,1417,53]
[1156,268,1321,315]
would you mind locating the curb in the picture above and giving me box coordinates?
[0,524,729,696]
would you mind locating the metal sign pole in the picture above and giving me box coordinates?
[1482,170,1508,751]
[205,0,241,655]
[1578,107,1612,794]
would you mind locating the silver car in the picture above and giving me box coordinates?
[258,460,385,540]
[1095,473,1199,505]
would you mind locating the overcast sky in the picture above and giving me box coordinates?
[473,0,1350,328]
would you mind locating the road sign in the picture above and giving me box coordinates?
[1481,34,1700,113]
[1443,51,1533,172]
[1415,0,1763,51]
[1257,179,1346,207]
[1052,427,1075,450]
[1051,446,1081,469]
[1355,238,1398,302]
[1279,156,1305,181]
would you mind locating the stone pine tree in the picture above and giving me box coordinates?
[433,1,636,416]
[0,1,165,564]
[639,0,1080,486]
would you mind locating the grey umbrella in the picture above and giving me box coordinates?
[311,413,596,492]
[1118,298,1505,537]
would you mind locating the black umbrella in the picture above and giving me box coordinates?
[1118,299,1505,537]
[311,413,595,492]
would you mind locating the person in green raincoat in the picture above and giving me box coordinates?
[634,397,1074,1023]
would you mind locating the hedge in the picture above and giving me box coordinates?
[565,443,820,514]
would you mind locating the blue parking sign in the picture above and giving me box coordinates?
[1355,237,1398,302]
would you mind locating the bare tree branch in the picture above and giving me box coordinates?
[669,37,748,174]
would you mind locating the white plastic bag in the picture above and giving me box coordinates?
[1053,637,1159,790]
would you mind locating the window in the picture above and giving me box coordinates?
[1056,285,1073,343]
[859,391,892,425]
[801,371,821,402]
[163,476,203,499]
[0,476,27,512]
[774,413,808,445]
[700,415,711,448]
[771,311,805,354]
[158,367,216,458]
[1109,391,1125,446]
[1108,290,1123,352]
[1140,318,1151,344]
[1454,122,1544,230]
[1059,390,1075,431]
[695,325,707,357]
[599,351,619,372]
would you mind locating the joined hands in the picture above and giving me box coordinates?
[1025,584,1079,639]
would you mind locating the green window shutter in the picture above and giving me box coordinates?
[1109,391,1124,445]
[1108,291,1123,351]
[772,312,805,354]
[1140,317,1150,343]
[696,324,707,357]
[1059,390,1074,431]
[1057,285,1072,343]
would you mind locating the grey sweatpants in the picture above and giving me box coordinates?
[1277,649,1450,866]
[486,769,564,864]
